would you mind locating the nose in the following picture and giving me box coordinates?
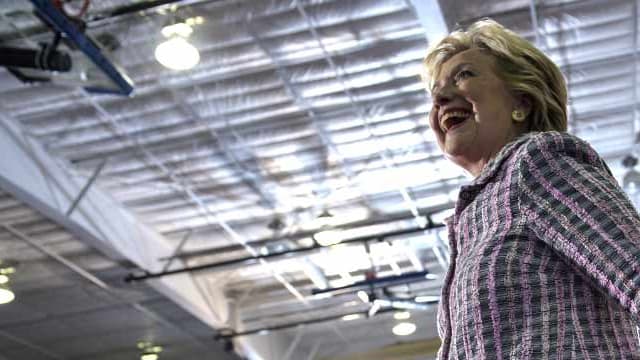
[432,83,455,106]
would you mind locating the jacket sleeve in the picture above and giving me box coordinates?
[516,131,640,323]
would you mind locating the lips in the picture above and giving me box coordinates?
[440,110,472,133]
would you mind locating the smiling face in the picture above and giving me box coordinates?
[429,48,528,176]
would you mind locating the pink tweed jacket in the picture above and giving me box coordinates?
[437,131,640,359]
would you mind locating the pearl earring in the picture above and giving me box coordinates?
[512,109,526,122]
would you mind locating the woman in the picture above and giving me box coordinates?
[423,20,640,359]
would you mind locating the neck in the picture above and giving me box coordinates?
[457,156,492,178]
[457,129,526,177]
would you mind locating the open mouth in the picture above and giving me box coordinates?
[440,110,472,133]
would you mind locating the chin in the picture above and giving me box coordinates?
[443,141,469,158]
[444,144,474,166]
[445,153,467,165]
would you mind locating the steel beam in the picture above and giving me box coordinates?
[1,223,224,354]
[66,158,107,216]
[407,0,449,44]
[0,114,226,329]
[30,0,134,95]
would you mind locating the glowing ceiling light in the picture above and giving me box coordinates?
[392,322,416,336]
[155,37,200,70]
[313,229,344,247]
[0,287,15,305]
[415,295,440,303]
[137,341,162,360]
[312,292,333,300]
[0,275,9,285]
[185,16,205,26]
[0,266,15,275]
[393,311,411,320]
[161,22,193,38]
[156,21,199,71]
[356,290,369,303]
[341,314,362,321]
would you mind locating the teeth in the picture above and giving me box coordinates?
[440,111,471,132]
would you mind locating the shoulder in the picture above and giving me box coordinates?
[514,131,611,177]
[516,131,602,166]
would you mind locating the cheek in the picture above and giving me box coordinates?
[428,107,439,131]
[428,108,445,147]
[466,93,500,122]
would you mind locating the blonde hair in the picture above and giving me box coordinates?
[423,19,567,132]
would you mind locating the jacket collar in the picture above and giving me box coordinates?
[450,132,538,218]
[470,132,537,187]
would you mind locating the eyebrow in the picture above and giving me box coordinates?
[431,62,474,93]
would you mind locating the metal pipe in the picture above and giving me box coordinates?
[163,205,452,261]
[310,270,432,296]
[126,225,439,282]
[88,0,222,23]
[0,46,71,71]
[0,1,221,42]
[92,0,185,20]
[29,0,134,95]
[215,308,396,339]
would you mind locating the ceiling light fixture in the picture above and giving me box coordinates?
[185,16,205,26]
[414,295,440,303]
[393,311,411,320]
[137,342,162,360]
[341,314,362,321]
[160,22,193,38]
[356,290,370,303]
[392,322,417,336]
[155,20,200,71]
[313,229,344,246]
[312,292,333,300]
[0,262,16,305]
[0,287,15,305]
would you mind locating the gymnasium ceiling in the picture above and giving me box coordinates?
[0,0,638,359]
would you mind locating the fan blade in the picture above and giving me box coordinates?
[368,301,382,317]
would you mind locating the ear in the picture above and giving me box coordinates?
[515,94,533,117]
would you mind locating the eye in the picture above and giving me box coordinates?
[454,69,474,82]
